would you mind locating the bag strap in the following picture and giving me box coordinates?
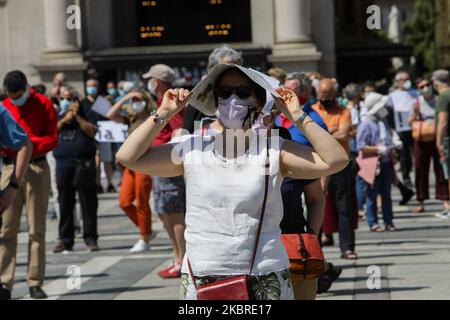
[187,131,272,285]
[249,132,271,274]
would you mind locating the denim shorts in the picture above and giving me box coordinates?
[152,176,186,215]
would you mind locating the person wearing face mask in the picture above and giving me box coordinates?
[81,78,117,194]
[107,89,157,253]
[312,79,358,260]
[0,70,58,299]
[387,71,420,188]
[105,81,118,104]
[357,93,397,232]
[142,64,187,278]
[183,45,244,134]
[434,69,450,220]
[116,64,349,300]
[52,86,99,254]
[407,79,450,215]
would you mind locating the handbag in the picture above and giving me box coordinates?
[412,99,436,142]
[280,225,325,280]
[186,133,271,300]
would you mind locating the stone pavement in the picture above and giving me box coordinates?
[9,176,450,300]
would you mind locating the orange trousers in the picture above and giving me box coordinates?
[119,168,152,236]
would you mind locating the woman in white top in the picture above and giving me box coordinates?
[116,66,348,300]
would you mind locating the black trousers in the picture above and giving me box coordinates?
[328,164,355,253]
[397,130,413,184]
[56,164,98,248]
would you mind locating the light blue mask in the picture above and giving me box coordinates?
[118,89,126,97]
[11,86,30,107]
[86,86,98,96]
[107,88,117,96]
[59,99,71,115]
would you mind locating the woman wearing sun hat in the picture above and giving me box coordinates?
[116,64,348,300]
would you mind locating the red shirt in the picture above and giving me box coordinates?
[1,89,58,158]
[151,96,184,147]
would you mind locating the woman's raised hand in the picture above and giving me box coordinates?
[275,88,304,123]
[159,88,192,119]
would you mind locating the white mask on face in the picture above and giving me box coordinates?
[217,95,253,129]
[403,80,412,90]
[377,107,389,119]
[132,101,146,113]
[147,80,157,96]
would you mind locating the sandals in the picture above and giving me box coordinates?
[370,224,384,232]
[385,224,397,232]
[413,206,425,214]
[321,234,334,247]
[341,250,358,260]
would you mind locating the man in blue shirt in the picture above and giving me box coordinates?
[276,72,327,146]
[0,103,33,300]
[0,104,33,216]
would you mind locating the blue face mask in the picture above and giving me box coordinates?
[11,86,30,107]
[107,88,117,96]
[118,89,126,97]
[86,86,98,96]
[59,99,71,115]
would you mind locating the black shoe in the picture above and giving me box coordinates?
[86,242,100,252]
[107,184,117,193]
[53,241,73,254]
[399,188,414,205]
[29,286,47,299]
[96,185,104,194]
[0,286,11,300]
[317,263,342,294]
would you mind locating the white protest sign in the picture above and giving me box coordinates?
[95,121,129,143]
[91,96,112,118]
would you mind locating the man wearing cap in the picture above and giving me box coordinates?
[357,92,397,232]
[143,64,186,278]
[435,69,450,220]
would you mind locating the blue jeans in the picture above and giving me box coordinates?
[366,162,394,227]
[356,175,367,211]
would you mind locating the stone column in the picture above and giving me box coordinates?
[43,0,79,53]
[269,0,322,73]
[35,0,87,94]
[274,0,311,43]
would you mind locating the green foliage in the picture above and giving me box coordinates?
[402,0,436,77]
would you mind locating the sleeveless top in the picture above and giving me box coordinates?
[170,131,290,276]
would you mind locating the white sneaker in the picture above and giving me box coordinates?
[435,211,450,220]
[129,240,150,253]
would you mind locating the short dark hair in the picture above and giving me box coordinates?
[3,70,28,93]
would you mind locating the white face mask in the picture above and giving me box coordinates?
[132,101,146,113]
[217,95,253,129]
[403,80,412,90]
[377,107,388,119]
[147,80,157,96]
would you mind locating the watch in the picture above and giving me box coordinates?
[293,112,308,127]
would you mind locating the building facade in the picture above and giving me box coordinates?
[0,0,428,94]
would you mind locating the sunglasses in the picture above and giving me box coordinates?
[418,83,430,90]
[216,86,253,100]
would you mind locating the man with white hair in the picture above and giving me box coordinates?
[387,70,419,188]
[435,69,450,220]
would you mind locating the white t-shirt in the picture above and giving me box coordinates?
[170,132,289,276]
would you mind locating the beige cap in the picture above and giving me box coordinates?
[432,69,449,84]
[142,64,176,85]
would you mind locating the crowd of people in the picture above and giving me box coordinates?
[0,44,450,301]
